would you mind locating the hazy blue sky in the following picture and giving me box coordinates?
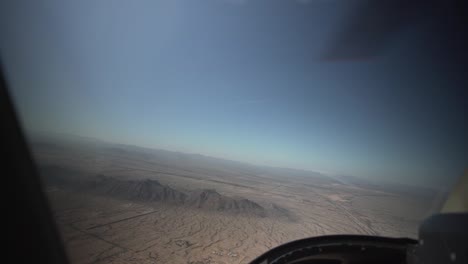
[1,0,467,187]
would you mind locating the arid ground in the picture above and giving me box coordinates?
[31,134,436,264]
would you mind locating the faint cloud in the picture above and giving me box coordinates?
[220,0,329,5]
[296,0,314,4]
[229,98,271,106]
[296,0,334,4]
[221,0,249,5]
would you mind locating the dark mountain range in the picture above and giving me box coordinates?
[89,176,187,204]
[40,165,291,218]
[187,189,267,217]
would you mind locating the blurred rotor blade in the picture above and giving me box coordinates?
[322,0,425,61]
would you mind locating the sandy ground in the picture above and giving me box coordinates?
[33,137,434,264]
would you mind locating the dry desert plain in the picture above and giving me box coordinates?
[30,134,437,264]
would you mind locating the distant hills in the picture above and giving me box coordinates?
[32,131,438,201]
[29,130,336,186]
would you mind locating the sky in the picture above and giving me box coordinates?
[1,0,467,188]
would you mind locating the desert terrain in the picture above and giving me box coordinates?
[30,133,436,264]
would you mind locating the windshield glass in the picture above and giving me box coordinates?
[1,1,467,263]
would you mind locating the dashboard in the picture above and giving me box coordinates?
[249,235,416,264]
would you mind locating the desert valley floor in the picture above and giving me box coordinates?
[31,134,436,264]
